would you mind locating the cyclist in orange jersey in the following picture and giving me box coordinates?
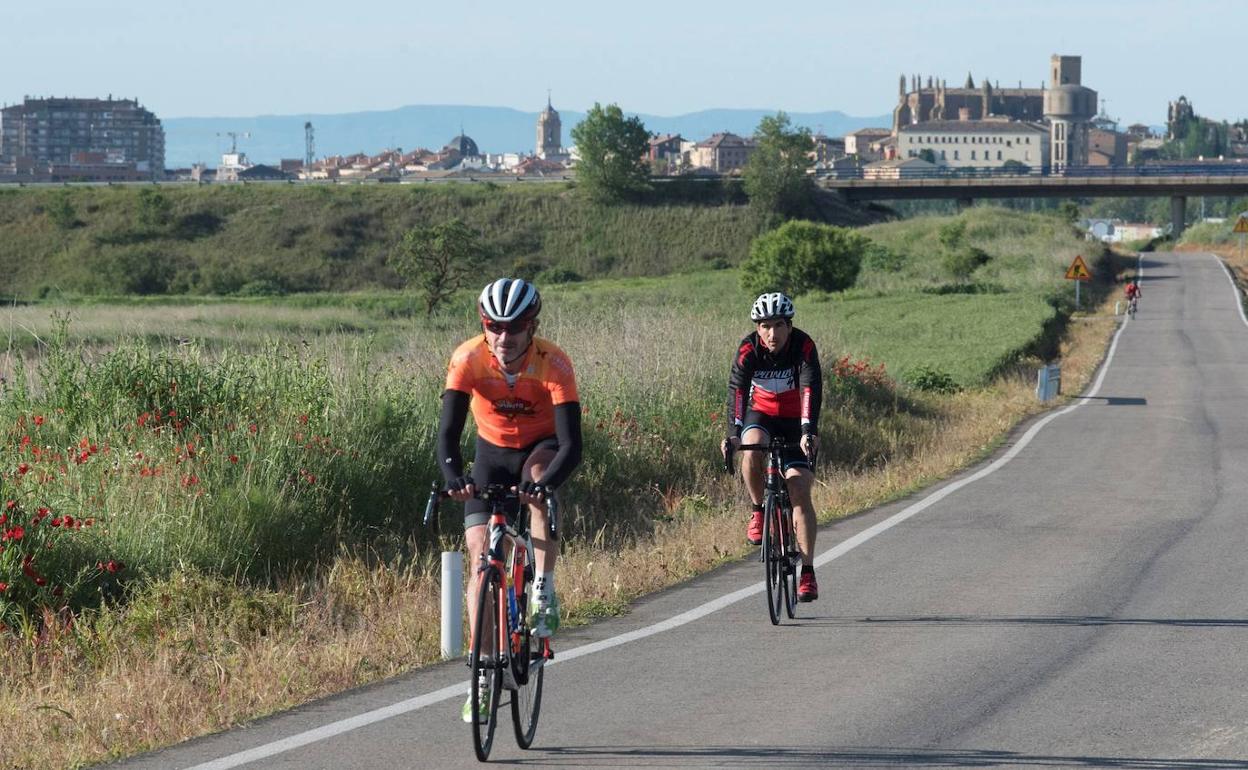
[438,278,582,646]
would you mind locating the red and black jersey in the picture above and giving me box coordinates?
[726,327,823,437]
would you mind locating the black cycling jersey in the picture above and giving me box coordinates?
[726,327,822,439]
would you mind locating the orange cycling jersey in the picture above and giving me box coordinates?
[445,335,579,449]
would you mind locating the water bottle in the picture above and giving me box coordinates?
[507,588,519,634]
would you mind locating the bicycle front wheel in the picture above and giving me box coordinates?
[510,612,545,748]
[781,502,798,619]
[762,493,783,625]
[470,567,503,761]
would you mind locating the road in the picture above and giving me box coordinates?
[110,251,1248,769]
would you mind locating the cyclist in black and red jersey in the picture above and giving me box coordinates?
[720,292,823,601]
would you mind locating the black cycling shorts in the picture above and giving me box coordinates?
[465,434,560,529]
[741,410,810,471]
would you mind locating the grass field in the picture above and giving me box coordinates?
[0,205,1115,768]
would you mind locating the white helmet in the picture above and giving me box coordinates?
[750,292,795,322]
[479,278,541,322]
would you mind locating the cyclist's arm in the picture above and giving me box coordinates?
[799,337,823,436]
[726,338,754,438]
[535,402,582,490]
[436,389,471,485]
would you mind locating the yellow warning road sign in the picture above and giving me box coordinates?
[1233,216,1248,234]
[1065,255,1092,281]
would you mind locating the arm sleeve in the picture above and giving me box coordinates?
[726,338,753,439]
[436,390,470,485]
[799,337,823,434]
[536,402,582,490]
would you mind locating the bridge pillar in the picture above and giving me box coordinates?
[956,197,974,212]
[1171,196,1187,239]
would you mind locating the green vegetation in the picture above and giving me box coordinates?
[743,112,815,223]
[0,184,775,299]
[569,103,652,203]
[388,218,488,315]
[740,220,865,297]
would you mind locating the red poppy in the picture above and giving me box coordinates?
[17,463,29,476]
[248,423,258,434]
[228,454,239,464]
[49,517,62,527]
[298,414,309,424]
[33,415,44,426]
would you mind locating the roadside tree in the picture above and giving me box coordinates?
[743,112,815,225]
[570,103,651,203]
[388,219,488,315]
[740,219,866,297]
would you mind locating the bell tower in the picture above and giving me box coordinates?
[536,92,562,159]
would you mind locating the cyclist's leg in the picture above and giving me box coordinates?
[463,437,521,651]
[740,415,770,545]
[521,437,561,636]
[783,467,817,565]
[520,440,559,575]
[739,424,769,505]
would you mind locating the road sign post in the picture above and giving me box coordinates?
[1065,255,1092,310]
[1233,214,1248,263]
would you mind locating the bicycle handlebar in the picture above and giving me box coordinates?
[721,439,819,474]
[423,479,560,540]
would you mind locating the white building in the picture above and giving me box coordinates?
[899,119,1049,170]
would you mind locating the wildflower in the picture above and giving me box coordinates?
[0,514,6,526]
[78,437,90,449]
[49,517,62,527]
[298,414,309,425]
[33,415,44,426]
[228,454,239,464]
[4,501,14,511]
[2,526,21,541]
[36,507,50,519]
[17,463,29,476]
[248,423,258,434]
[75,451,89,464]
[0,582,7,593]
[181,474,199,488]
[708,412,720,423]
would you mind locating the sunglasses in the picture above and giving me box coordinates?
[482,318,533,334]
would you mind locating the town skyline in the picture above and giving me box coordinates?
[3,0,1242,128]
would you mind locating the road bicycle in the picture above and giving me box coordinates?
[725,437,812,625]
[425,481,557,761]
[1127,296,1139,319]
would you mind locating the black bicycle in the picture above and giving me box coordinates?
[425,481,558,761]
[725,437,812,625]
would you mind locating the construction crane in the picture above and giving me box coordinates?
[216,131,250,154]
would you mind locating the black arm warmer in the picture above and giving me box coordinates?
[436,390,470,485]
[537,402,582,490]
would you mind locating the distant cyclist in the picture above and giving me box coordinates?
[1124,280,1141,315]
[720,292,823,601]
[438,278,582,720]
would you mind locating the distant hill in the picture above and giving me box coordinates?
[162,105,892,168]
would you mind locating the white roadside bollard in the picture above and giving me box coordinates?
[1115,300,1122,315]
[441,551,463,659]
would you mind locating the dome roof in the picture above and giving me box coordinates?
[443,134,479,156]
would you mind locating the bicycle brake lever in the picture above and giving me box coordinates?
[422,480,441,527]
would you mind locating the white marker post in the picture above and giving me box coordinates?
[440,551,463,659]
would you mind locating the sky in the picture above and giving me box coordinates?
[2,0,1239,126]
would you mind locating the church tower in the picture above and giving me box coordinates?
[536,93,562,159]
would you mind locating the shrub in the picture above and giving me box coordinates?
[535,266,584,284]
[235,279,287,297]
[827,354,895,407]
[45,193,79,230]
[943,246,991,282]
[862,242,906,273]
[904,365,960,393]
[740,220,866,297]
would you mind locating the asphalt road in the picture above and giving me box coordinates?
[110,251,1248,770]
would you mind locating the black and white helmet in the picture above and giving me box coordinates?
[479,278,541,322]
[750,292,795,322]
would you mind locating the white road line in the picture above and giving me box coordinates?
[1215,252,1248,328]
[184,263,1138,770]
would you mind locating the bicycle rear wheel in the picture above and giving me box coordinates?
[510,588,545,748]
[470,567,503,761]
[762,493,783,625]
